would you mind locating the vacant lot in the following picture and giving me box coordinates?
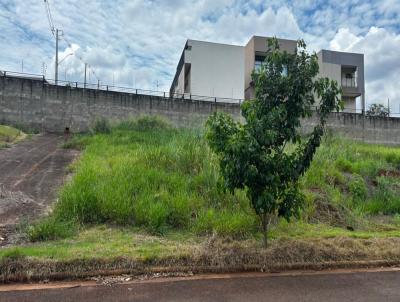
[0,134,78,246]
[1,117,400,281]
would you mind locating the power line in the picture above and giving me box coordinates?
[62,35,99,81]
[42,0,100,83]
[43,0,55,36]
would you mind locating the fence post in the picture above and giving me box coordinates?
[107,85,108,91]
[135,89,138,95]
[190,94,192,100]
[215,97,217,103]
[75,82,78,88]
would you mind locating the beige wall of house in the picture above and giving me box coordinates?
[244,36,297,99]
[170,36,365,110]
[170,40,245,101]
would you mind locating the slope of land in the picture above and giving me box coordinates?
[1,117,400,281]
[0,134,78,247]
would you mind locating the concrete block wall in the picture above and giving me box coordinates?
[1,76,400,146]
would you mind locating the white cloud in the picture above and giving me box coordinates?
[0,0,399,107]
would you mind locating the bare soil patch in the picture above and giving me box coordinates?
[0,134,77,246]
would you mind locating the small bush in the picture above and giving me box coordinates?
[336,157,353,173]
[91,117,111,134]
[28,218,77,242]
[364,177,400,214]
[325,168,345,186]
[385,153,400,165]
[61,135,89,150]
[348,174,368,203]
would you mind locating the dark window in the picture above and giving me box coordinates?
[254,55,266,71]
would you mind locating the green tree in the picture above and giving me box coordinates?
[206,38,342,247]
[366,103,389,117]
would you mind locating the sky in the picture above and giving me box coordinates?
[1,0,399,112]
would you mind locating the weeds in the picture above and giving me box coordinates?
[90,117,111,134]
[28,218,77,241]
[30,117,400,242]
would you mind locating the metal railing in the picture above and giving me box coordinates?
[1,70,243,104]
[341,76,357,88]
[3,70,400,117]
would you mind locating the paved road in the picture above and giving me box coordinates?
[1,270,399,302]
[0,134,77,246]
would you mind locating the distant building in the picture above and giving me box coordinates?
[317,50,365,113]
[170,36,365,111]
[169,40,244,102]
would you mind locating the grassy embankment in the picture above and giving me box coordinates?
[2,116,400,267]
[0,125,25,148]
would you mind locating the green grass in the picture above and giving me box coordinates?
[20,116,400,261]
[46,116,256,239]
[2,222,400,262]
[302,135,400,216]
[1,226,197,261]
[0,125,24,147]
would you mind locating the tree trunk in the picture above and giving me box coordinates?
[261,212,268,248]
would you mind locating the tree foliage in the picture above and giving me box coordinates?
[206,38,342,247]
[366,103,389,117]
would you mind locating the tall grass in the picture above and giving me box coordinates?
[52,116,256,236]
[31,117,400,241]
[302,135,400,216]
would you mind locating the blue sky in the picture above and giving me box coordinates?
[1,0,399,110]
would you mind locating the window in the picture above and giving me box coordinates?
[254,55,265,71]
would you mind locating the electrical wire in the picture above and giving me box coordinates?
[42,0,100,82]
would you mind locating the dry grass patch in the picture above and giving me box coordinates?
[1,227,400,282]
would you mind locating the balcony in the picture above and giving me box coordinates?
[341,66,361,97]
[341,76,357,88]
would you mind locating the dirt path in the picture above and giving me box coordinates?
[0,134,78,246]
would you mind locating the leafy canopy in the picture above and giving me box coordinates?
[366,103,389,117]
[206,38,342,245]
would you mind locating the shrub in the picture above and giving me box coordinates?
[348,175,368,203]
[28,218,77,242]
[336,157,353,173]
[364,177,400,214]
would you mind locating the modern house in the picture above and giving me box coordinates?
[170,36,365,111]
[317,50,365,112]
[169,39,245,102]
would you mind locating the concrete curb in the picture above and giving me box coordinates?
[1,258,400,283]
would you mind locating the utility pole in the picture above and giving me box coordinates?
[55,28,59,84]
[84,63,87,88]
[388,98,390,117]
[42,62,46,77]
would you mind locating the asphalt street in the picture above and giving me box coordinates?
[1,270,399,302]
